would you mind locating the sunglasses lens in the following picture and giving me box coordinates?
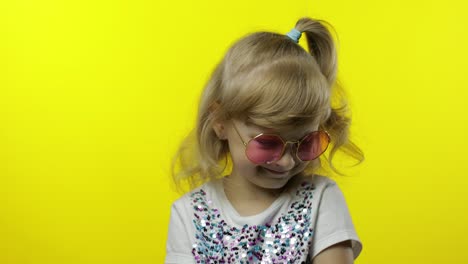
[297,131,330,161]
[246,135,284,164]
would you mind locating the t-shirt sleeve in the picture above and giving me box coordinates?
[165,198,196,264]
[310,181,363,260]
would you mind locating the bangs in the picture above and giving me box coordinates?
[222,57,331,129]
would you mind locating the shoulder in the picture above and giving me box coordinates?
[166,180,221,247]
[171,180,221,212]
[310,174,337,187]
[288,174,338,194]
[281,174,340,206]
[302,175,363,260]
[292,173,337,186]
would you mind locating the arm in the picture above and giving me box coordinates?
[312,240,354,264]
[165,200,196,264]
[309,179,362,261]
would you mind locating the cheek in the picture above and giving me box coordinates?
[300,160,320,172]
[227,145,261,171]
[295,161,311,171]
[227,140,248,163]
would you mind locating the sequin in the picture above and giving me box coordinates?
[190,181,316,263]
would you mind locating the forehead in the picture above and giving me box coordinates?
[241,119,319,140]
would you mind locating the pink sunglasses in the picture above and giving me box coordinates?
[231,122,330,164]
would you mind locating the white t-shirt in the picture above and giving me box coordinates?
[165,175,362,263]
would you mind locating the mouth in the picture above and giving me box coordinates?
[262,167,290,176]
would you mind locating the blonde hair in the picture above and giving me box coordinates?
[171,17,364,193]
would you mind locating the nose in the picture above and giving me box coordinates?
[270,143,297,169]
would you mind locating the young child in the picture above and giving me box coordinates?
[165,17,364,264]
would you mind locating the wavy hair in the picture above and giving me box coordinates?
[171,17,364,193]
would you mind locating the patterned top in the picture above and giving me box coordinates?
[191,182,315,263]
[165,175,362,264]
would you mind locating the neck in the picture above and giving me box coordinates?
[221,171,304,217]
[222,173,283,202]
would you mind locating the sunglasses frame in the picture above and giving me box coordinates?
[231,121,331,164]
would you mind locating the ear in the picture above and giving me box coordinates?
[209,101,227,140]
[213,121,227,140]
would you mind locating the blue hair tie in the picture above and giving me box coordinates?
[286,28,302,43]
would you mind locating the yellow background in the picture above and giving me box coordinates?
[1,0,467,263]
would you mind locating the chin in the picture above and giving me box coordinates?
[255,168,293,189]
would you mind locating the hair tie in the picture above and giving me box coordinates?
[286,28,302,43]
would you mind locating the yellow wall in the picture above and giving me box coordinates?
[1,0,467,263]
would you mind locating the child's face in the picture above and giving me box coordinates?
[222,119,318,190]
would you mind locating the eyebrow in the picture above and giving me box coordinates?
[248,129,315,141]
[244,119,318,139]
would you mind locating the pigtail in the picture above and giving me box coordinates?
[323,102,365,175]
[295,18,337,84]
[296,17,364,175]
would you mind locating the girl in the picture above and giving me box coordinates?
[165,17,364,264]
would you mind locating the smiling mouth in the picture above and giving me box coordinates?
[263,167,289,175]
